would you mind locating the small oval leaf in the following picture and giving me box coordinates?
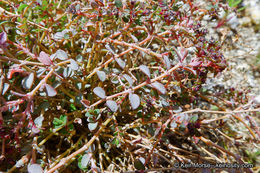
[106,100,118,112]
[134,159,145,170]
[18,4,29,12]
[111,76,119,84]
[70,59,79,70]
[2,83,10,95]
[38,51,53,65]
[115,58,126,69]
[81,154,91,168]
[36,68,46,77]
[97,71,106,82]
[56,49,68,60]
[81,99,90,108]
[105,44,115,55]
[130,34,138,42]
[170,121,177,128]
[28,164,43,173]
[123,74,133,86]
[151,82,166,94]
[22,73,34,90]
[45,84,57,97]
[253,95,260,105]
[163,55,171,70]
[93,87,106,99]
[54,32,64,40]
[34,116,44,128]
[88,122,98,131]
[139,65,150,78]
[63,67,74,78]
[129,93,140,110]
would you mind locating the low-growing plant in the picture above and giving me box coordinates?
[0,0,259,172]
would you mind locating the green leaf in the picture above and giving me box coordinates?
[78,155,88,171]
[112,138,120,147]
[53,115,67,129]
[70,104,77,111]
[237,6,246,12]
[85,112,93,118]
[211,105,219,111]
[122,16,129,22]
[190,115,198,123]
[94,109,100,115]
[68,124,74,131]
[135,18,142,26]
[42,0,48,10]
[228,0,241,8]
[134,158,145,170]
[18,4,29,13]
[39,101,50,111]
[0,21,8,26]
[60,115,67,122]
[115,0,123,8]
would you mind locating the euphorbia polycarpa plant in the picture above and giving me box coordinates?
[1,0,254,172]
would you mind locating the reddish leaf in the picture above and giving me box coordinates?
[183,67,197,75]
[129,93,140,110]
[106,100,118,112]
[0,32,7,45]
[180,47,188,60]
[22,73,34,90]
[151,82,166,94]
[45,84,57,97]
[139,65,150,78]
[81,99,90,107]
[38,51,53,65]
[189,61,202,67]
[7,69,24,79]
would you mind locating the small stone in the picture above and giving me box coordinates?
[249,6,260,25]
[227,12,239,29]
[253,95,260,105]
[240,17,252,26]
